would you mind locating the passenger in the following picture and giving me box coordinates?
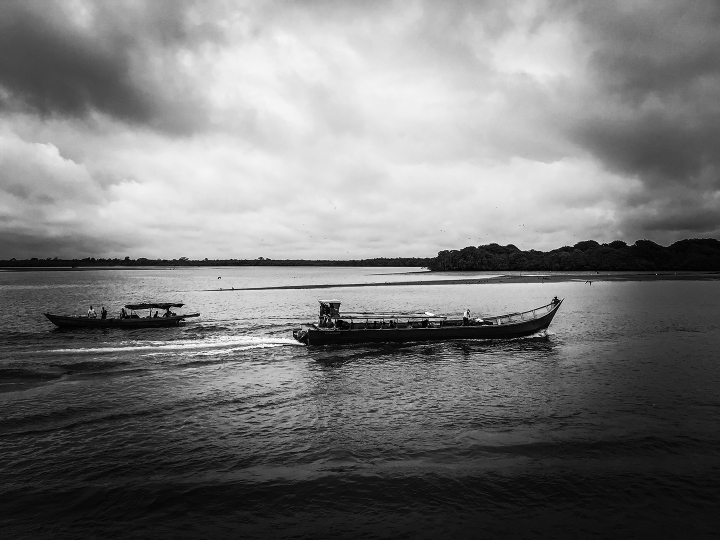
[163,309,170,318]
[153,311,159,318]
[120,307,127,319]
[421,319,429,328]
[463,308,470,326]
[87,305,97,318]
[552,296,560,305]
[101,307,107,319]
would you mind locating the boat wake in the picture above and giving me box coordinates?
[39,335,302,355]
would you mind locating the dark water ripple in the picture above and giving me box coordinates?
[1,271,720,538]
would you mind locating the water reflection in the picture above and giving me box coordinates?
[305,334,561,367]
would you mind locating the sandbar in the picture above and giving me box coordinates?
[208,271,720,291]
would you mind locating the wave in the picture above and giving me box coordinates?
[0,367,64,382]
[49,360,132,372]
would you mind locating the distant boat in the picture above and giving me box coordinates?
[293,298,563,345]
[44,302,200,329]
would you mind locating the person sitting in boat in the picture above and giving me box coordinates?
[551,296,560,305]
[101,307,107,319]
[463,308,470,326]
[87,306,97,318]
[153,311,159,318]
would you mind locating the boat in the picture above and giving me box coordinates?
[293,298,563,345]
[44,302,200,329]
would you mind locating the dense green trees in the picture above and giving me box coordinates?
[427,239,720,271]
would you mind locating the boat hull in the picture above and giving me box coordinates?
[44,313,199,329]
[294,301,561,345]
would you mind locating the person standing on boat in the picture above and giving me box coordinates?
[101,307,107,319]
[121,307,127,319]
[463,308,470,326]
[87,306,97,318]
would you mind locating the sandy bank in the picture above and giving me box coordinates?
[208,272,720,291]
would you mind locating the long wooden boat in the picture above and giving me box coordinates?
[293,298,563,345]
[44,302,200,329]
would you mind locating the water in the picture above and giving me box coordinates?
[1,267,719,538]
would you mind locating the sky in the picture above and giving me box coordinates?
[1,0,719,260]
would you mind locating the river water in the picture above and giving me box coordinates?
[1,267,719,538]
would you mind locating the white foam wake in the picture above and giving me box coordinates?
[44,335,300,355]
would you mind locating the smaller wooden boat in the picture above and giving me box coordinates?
[44,302,200,329]
[293,298,563,345]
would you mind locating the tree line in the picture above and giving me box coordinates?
[427,239,720,271]
[3,238,719,271]
[0,256,432,268]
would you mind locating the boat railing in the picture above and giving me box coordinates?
[487,301,557,326]
[338,313,447,321]
[318,300,560,328]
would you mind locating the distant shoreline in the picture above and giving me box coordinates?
[207,271,720,291]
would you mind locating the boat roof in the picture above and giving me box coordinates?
[125,302,184,310]
[319,299,341,304]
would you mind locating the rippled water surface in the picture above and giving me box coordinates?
[1,267,719,539]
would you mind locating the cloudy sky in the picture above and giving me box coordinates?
[1,0,719,260]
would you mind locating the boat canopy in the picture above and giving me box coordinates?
[125,302,184,310]
[319,300,341,318]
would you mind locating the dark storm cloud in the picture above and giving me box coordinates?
[0,0,222,132]
[0,230,131,260]
[574,113,719,182]
[0,3,149,122]
[567,0,720,185]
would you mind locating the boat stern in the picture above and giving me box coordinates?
[293,328,309,345]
